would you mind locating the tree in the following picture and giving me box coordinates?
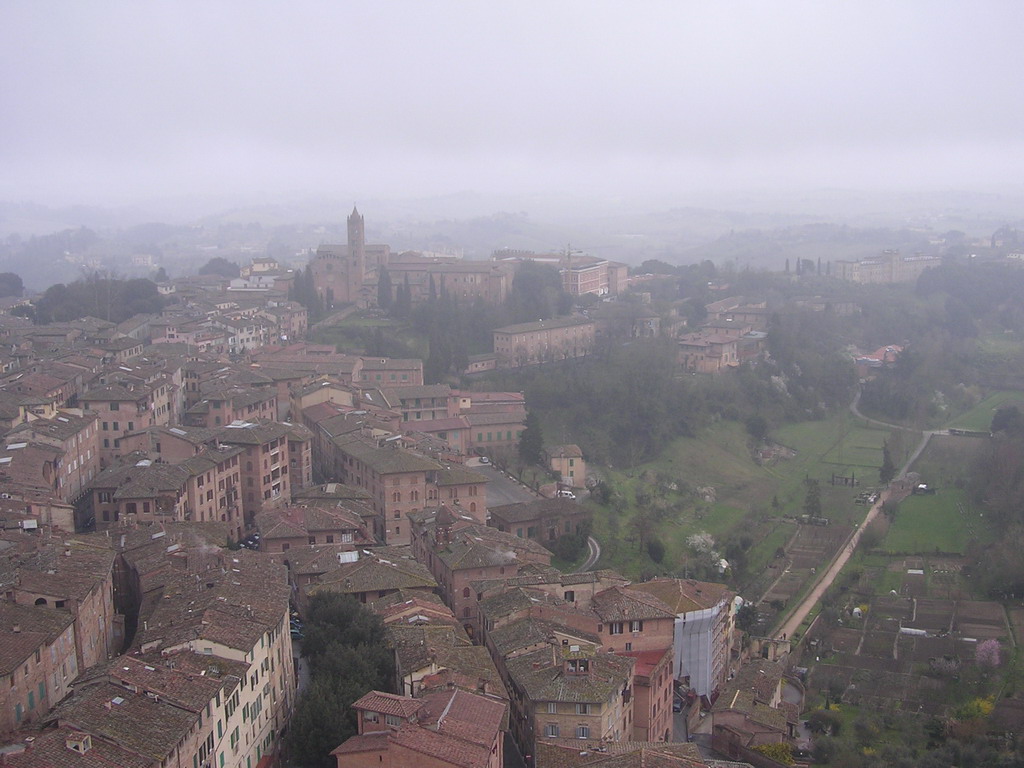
[518,410,544,466]
[287,677,351,768]
[153,266,168,282]
[880,440,897,483]
[752,743,794,765]
[976,639,1001,669]
[197,256,240,278]
[507,261,568,323]
[735,603,758,633]
[992,405,1024,436]
[377,267,393,311]
[647,538,665,563]
[287,594,395,768]
[807,709,843,735]
[0,272,23,298]
[745,414,769,442]
[803,478,822,518]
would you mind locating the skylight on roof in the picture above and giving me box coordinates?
[5,443,26,450]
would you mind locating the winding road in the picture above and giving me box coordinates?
[576,536,601,572]
[774,390,941,641]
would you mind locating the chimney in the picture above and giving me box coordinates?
[12,624,20,633]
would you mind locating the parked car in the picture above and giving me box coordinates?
[556,489,576,499]
[479,456,490,464]
[673,697,683,713]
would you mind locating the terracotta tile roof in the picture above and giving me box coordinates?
[333,432,441,474]
[506,646,634,704]
[478,587,570,624]
[727,658,784,705]
[10,543,116,603]
[0,725,156,768]
[330,730,392,755]
[418,688,505,747]
[591,586,676,623]
[434,524,553,572]
[494,316,593,335]
[309,548,436,597]
[489,618,600,659]
[133,553,289,654]
[352,690,425,719]
[50,682,198,761]
[292,482,373,503]
[625,578,733,614]
[433,466,489,487]
[94,655,226,713]
[0,603,75,675]
[535,741,708,768]
[416,647,507,704]
[712,689,787,732]
[488,498,584,524]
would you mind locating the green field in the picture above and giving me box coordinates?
[944,390,1024,431]
[881,489,988,554]
[586,413,889,582]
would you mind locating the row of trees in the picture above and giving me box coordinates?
[286,594,395,768]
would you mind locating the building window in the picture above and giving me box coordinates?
[545,724,559,737]
[609,622,623,635]
[575,703,591,715]
[564,591,575,602]
[576,725,590,739]
[630,620,643,633]
[547,702,557,714]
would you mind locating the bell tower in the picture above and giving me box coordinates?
[347,206,366,298]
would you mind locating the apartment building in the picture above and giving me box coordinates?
[7,411,101,503]
[334,688,505,768]
[81,381,172,468]
[492,317,595,367]
[133,555,296,768]
[628,578,736,699]
[0,602,78,734]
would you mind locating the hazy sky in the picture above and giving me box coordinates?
[3,2,1024,207]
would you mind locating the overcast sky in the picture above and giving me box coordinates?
[3,2,1024,208]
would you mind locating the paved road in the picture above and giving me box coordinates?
[774,388,938,641]
[467,459,539,507]
[576,536,601,572]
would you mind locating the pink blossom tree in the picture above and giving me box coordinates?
[976,639,1001,669]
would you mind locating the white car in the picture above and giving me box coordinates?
[556,489,576,499]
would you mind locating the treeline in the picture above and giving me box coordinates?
[319,261,574,383]
[858,263,1024,425]
[965,406,1024,599]
[483,314,857,467]
[26,274,167,325]
[286,593,395,768]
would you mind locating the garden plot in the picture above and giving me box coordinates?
[955,600,1008,641]
[909,598,956,633]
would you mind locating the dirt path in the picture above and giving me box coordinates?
[774,391,936,640]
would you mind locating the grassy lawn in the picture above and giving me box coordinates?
[881,489,990,554]
[585,413,886,584]
[944,390,1024,431]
